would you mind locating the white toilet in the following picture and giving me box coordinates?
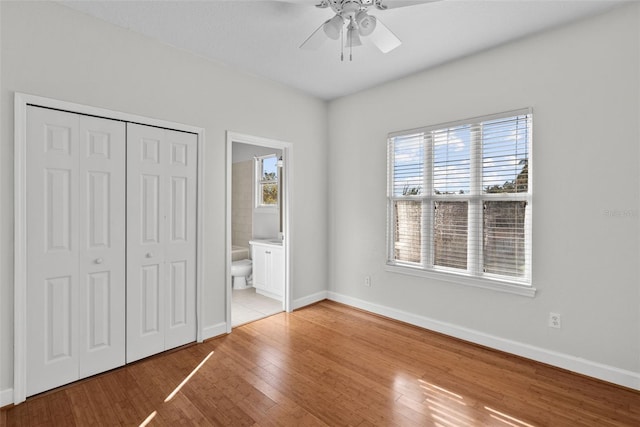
[231,259,252,289]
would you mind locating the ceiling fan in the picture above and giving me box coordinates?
[299,0,438,60]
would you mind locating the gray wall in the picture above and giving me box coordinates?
[328,3,639,377]
[0,1,328,397]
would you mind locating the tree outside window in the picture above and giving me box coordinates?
[257,155,278,207]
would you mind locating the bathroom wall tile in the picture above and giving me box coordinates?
[232,160,254,248]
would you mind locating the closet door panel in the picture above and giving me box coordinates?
[126,124,197,361]
[126,124,167,362]
[26,107,80,396]
[164,131,197,350]
[78,116,126,378]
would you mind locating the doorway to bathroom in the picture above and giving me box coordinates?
[225,132,292,331]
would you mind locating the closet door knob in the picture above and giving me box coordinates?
[95,258,103,264]
[146,252,153,258]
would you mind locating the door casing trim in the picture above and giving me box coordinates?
[225,132,294,333]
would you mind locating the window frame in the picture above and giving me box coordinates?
[386,108,535,297]
[255,154,279,209]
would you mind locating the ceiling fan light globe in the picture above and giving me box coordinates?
[356,11,377,36]
[347,28,363,47]
[323,15,344,40]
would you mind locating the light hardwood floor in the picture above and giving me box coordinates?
[3,300,639,426]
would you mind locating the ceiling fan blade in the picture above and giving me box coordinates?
[375,0,440,10]
[368,18,401,53]
[276,0,330,7]
[299,22,328,50]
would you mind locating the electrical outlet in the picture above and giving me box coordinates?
[549,313,561,329]
[364,276,371,287]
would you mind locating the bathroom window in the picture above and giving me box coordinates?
[386,109,533,295]
[256,155,278,207]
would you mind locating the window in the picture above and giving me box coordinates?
[387,109,532,291]
[256,155,279,207]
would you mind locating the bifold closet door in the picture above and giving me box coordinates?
[126,123,197,363]
[26,107,126,397]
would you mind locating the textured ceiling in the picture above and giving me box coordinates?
[60,0,625,100]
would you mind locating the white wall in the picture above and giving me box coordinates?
[232,142,281,164]
[0,1,328,399]
[253,210,280,239]
[328,3,640,386]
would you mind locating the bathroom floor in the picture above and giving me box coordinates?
[232,287,283,327]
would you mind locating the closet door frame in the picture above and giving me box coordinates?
[13,92,206,405]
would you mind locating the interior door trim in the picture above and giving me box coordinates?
[13,92,206,404]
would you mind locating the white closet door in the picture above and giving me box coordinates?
[164,128,197,350]
[26,107,126,396]
[126,123,197,362]
[26,107,80,396]
[78,115,126,378]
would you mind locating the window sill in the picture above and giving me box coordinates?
[385,263,536,297]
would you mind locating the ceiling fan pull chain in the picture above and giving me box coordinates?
[341,26,344,61]
[348,16,352,61]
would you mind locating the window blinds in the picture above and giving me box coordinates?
[387,109,532,285]
[390,134,424,264]
[482,115,529,195]
[481,114,530,279]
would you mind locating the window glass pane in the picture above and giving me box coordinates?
[261,156,278,182]
[392,134,424,196]
[483,201,527,277]
[258,155,278,206]
[393,200,421,263]
[433,125,471,195]
[433,201,468,270]
[257,155,278,206]
[261,183,278,205]
[483,115,529,193]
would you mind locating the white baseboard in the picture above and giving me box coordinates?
[1,388,13,407]
[255,288,282,301]
[327,291,640,391]
[292,290,328,311]
[202,322,228,341]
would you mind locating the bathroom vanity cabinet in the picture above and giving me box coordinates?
[250,240,284,301]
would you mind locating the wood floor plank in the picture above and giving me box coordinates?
[3,300,640,426]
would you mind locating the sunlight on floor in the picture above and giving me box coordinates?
[165,351,215,402]
[420,379,472,426]
[420,381,466,401]
[139,351,215,426]
[485,406,536,427]
[139,410,157,427]
[415,379,535,427]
